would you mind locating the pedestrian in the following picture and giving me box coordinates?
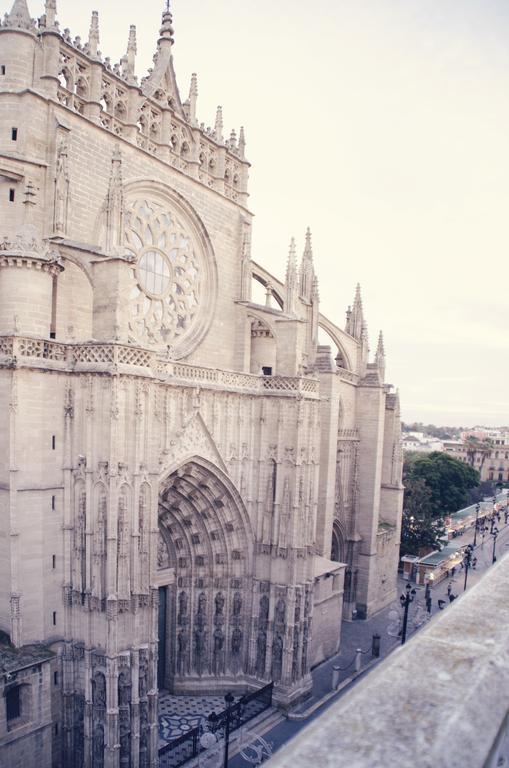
[451,566,456,578]
[426,596,432,614]
[447,582,452,597]
[449,593,456,603]
[472,557,477,570]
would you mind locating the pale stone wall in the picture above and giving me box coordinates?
[0,654,55,768]
[0,4,403,766]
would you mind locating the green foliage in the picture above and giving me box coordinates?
[404,451,479,517]
[401,476,447,556]
[400,452,479,557]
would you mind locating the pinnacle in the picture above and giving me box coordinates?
[88,10,100,57]
[44,0,56,28]
[214,106,224,142]
[6,0,34,30]
[127,24,137,53]
[190,73,198,97]
[303,227,313,259]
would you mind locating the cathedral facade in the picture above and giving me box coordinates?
[0,2,404,767]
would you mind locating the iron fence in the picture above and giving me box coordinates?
[159,682,274,768]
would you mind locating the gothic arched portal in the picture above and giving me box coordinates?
[331,520,346,564]
[157,458,254,692]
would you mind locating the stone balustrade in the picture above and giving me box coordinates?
[267,551,509,768]
[0,336,320,398]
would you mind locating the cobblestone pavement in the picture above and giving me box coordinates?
[158,692,230,745]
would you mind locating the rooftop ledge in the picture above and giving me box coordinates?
[0,336,320,398]
[268,551,509,768]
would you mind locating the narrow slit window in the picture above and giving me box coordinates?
[52,611,57,626]
[11,127,17,141]
[1,66,6,76]
[52,435,56,450]
[9,188,15,202]
[52,495,55,510]
[52,555,56,569]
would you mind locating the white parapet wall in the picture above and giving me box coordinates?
[268,552,509,768]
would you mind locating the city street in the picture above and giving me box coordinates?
[227,509,509,766]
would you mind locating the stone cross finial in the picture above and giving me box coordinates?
[160,2,174,43]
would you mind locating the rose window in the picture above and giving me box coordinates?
[125,198,202,349]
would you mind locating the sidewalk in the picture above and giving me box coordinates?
[228,518,509,765]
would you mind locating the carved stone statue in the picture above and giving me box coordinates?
[177,630,188,675]
[275,598,286,626]
[256,630,267,678]
[231,626,243,656]
[272,632,284,682]
[233,592,242,617]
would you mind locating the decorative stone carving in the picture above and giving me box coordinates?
[117,490,130,599]
[177,629,189,675]
[74,484,86,593]
[54,139,70,236]
[158,534,170,569]
[125,197,203,350]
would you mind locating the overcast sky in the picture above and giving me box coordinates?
[23,0,509,427]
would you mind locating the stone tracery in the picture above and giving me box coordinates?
[125,198,202,350]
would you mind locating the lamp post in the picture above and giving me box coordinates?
[492,526,499,564]
[223,691,235,768]
[206,691,235,768]
[473,502,480,547]
[463,543,474,591]
[399,583,416,645]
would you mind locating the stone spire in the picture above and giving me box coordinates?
[44,0,56,29]
[299,227,314,302]
[126,25,137,76]
[5,0,35,30]
[188,73,198,125]
[141,2,183,115]
[346,283,365,341]
[285,238,298,316]
[375,331,385,380]
[88,10,100,58]
[238,126,246,159]
[214,106,224,143]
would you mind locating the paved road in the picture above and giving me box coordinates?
[228,514,509,765]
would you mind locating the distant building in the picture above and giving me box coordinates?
[443,430,509,484]
[402,432,443,454]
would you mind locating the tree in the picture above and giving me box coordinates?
[400,476,447,557]
[405,451,479,516]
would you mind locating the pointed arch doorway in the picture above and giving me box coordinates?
[156,457,254,693]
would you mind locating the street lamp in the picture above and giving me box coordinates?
[399,583,416,645]
[463,544,474,591]
[207,691,235,768]
[473,502,480,547]
[491,526,499,564]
